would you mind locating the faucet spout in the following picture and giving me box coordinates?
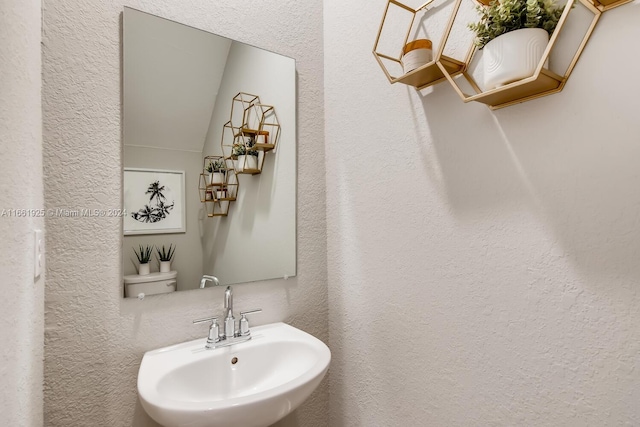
[223,286,235,338]
[200,275,220,289]
[224,286,233,319]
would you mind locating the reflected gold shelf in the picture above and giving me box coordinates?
[237,169,261,175]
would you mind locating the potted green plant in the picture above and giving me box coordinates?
[468,0,563,89]
[205,161,214,185]
[156,244,176,273]
[134,244,154,276]
[211,158,227,184]
[233,136,259,172]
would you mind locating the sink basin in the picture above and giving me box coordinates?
[137,322,331,427]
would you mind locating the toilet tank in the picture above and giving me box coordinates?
[124,271,177,298]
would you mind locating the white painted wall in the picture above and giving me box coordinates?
[0,1,44,426]
[123,7,231,153]
[201,41,297,285]
[42,0,326,426]
[325,1,640,426]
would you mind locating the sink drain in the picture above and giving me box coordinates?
[231,357,238,365]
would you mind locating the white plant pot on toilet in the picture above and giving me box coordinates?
[159,261,172,273]
[483,28,549,90]
[138,262,150,276]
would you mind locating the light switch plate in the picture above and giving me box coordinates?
[34,229,43,280]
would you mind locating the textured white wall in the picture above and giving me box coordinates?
[42,0,327,426]
[325,1,640,426]
[0,1,44,426]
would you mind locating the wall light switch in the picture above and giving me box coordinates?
[34,229,43,280]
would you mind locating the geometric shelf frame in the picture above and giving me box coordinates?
[222,92,280,176]
[436,0,602,109]
[373,0,466,90]
[223,120,266,175]
[199,155,239,217]
[241,103,281,153]
[226,92,263,174]
[201,91,281,218]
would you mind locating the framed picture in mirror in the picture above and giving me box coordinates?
[123,168,186,235]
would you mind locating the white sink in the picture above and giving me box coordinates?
[137,322,331,427]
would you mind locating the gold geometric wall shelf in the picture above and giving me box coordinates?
[199,156,239,217]
[374,0,631,109]
[373,0,466,90]
[436,0,601,110]
[222,92,280,175]
[223,120,265,175]
[200,91,280,218]
[241,103,281,153]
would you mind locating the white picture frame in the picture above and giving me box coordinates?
[123,168,186,235]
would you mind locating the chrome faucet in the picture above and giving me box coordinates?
[200,275,220,289]
[223,286,235,339]
[192,285,262,349]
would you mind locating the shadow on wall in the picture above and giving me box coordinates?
[413,5,640,280]
[415,82,531,215]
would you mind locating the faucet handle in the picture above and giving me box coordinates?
[193,316,220,345]
[239,309,262,336]
[193,316,218,324]
[240,309,262,316]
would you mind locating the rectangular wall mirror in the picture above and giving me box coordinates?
[122,7,296,297]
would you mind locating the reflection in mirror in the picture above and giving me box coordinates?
[122,7,296,297]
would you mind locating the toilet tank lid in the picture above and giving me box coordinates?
[124,271,177,284]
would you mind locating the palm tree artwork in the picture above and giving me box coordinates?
[131,180,175,223]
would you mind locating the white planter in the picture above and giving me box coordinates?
[401,39,433,74]
[159,261,171,273]
[211,172,225,184]
[237,155,258,171]
[204,174,212,186]
[402,48,433,74]
[138,263,150,276]
[484,28,549,90]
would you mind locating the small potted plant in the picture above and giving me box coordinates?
[211,158,227,184]
[233,136,259,172]
[204,161,214,185]
[134,244,154,276]
[156,244,176,273]
[468,0,563,89]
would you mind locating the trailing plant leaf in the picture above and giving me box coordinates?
[468,0,564,49]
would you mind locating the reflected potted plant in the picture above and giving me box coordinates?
[233,136,259,172]
[205,161,214,185]
[134,244,154,276]
[211,158,227,185]
[156,244,176,273]
[469,0,563,89]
